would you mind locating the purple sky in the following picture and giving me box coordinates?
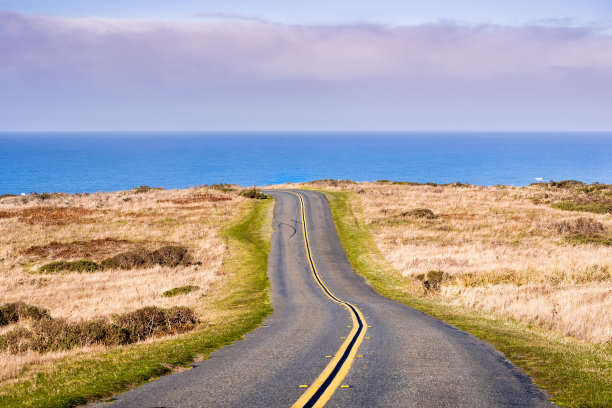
[1,11,612,130]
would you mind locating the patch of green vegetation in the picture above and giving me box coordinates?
[0,198,273,408]
[321,189,612,408]
[565,233,612,247]
[38,260,101,274]
[239,188,268,199]
[162,285,200,298]
[551,200,612,214]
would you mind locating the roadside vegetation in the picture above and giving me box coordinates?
[0,185,273,407]
[284,180,611,407]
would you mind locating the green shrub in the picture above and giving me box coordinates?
[240,188,268,199]
[0,302,50,326]
[38,260,101,274]
[401,208,437,219]
[162,285,200,297]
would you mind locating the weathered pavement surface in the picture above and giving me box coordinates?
[90,189,553,407]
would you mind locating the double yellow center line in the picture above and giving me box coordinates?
[291,192,368,408]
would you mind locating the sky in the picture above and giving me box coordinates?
[1,1,612,131]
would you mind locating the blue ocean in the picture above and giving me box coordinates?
[1,132,611,194]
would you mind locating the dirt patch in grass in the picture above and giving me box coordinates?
[21,238,137,260]
[0,207,97,225]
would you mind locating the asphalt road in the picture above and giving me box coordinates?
[91,189,554,408]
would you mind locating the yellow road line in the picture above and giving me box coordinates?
[290,192,367,408]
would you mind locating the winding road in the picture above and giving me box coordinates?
[97,190,553,407]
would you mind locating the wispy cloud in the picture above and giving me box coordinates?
[1,12,611,130]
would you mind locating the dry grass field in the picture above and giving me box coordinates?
[299,180,612,344]
[0,185,251,381]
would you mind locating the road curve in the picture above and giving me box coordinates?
[92,189,553,408]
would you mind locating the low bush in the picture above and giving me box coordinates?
[549,180,585,189]
[150,246,192,267]
[100,248,151,270]
[0,302,50,326]
[132,185,153,193]
[38,260,101,274]
[162,285,200,297]
[210,183,236,192]
[0,306,198,354]
[100,246,192,270]
[401,208,437,219]
[549,217,606,235]
[240,188,268,199]
[416,270,447,292]
[113,306,198,342]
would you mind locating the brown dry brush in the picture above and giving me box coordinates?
[21,238,135,259]
[36,245,195,273]
[0,303,198,354]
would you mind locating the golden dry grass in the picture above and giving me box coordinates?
[0,186,247,380]
[293,180,612,343]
